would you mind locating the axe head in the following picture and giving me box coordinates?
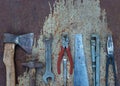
[4,33,34,54]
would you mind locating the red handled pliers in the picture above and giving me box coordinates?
[57,34,73,75]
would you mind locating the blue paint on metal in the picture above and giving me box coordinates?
[74,34,89,86]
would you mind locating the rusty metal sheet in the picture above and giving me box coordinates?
[100,0,120,85]
[0,0,119,86]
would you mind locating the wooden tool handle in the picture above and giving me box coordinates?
[3,43,16,86]
[29,68,36,86]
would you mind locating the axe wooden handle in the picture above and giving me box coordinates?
[3,43,16,86]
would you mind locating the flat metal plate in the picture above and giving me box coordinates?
[74,34,89,86]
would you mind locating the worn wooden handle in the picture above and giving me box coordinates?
[3,43,16,86]
[29,68,36,86]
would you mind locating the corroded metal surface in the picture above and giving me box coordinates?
[100,0,120,85]
[0,0,119,86]
[0,0,53,85]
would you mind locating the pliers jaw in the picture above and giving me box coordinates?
[107,35,114,56]
[62,34,69,48]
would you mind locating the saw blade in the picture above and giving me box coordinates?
[74,34,89,86]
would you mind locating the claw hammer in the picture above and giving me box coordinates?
[22,60,43,86]
[3,33,34,86]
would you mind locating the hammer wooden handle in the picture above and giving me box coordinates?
[29,68,36,86]
[3,43,15,86]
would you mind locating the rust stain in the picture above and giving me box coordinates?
[18,0,114,86]
[0,0,119,86]
[100,0,120,85]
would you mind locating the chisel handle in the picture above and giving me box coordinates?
[3,43,15,86]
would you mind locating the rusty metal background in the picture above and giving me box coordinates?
[0,0,120,86]
[100,0,120,85]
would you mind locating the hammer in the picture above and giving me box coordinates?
[22,60,43,86]
[3,33,34,86]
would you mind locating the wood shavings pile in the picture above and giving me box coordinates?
[18,0,116,86]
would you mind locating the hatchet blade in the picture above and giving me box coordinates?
[4,33,34,54]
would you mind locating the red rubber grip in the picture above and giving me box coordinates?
[66,46,74,74]
[57,46,64,74]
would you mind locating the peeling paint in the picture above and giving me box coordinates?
[17,0,116,86]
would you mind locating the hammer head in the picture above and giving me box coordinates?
[4,33,34,54]
[22,61,43,69]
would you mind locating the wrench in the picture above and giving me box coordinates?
[43,35,54,84]
[63,58,67,86]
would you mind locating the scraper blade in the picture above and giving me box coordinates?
[74,34,89,86]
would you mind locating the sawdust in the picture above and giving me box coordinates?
[17,0,116,86]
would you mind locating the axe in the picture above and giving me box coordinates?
[3,33,34,86]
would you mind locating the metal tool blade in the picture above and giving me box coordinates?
[63,58,67,86]
[4,33,34,54]
[74,34,89,86]
[91,40,96,86]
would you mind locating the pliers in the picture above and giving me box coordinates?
[106,35,117,86]
[57,34,73,74]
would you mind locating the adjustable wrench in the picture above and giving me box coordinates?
[43,35,54,84]
[91,34,100,86]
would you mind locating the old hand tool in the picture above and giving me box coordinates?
[63,58,67,86]
[57,34,73,74]
[91,34,100,86]
[74,34,89,86]
[106,35,117,86]
[3,33,34,86]
[43,35,54,84]
[22,60,43,86]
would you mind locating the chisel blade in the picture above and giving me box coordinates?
[74,34,89,86]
